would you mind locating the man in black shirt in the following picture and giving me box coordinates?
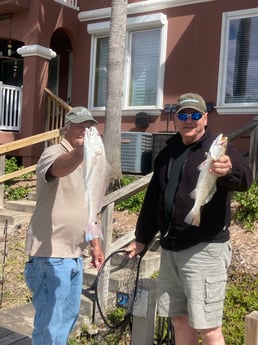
[127,93,252,345]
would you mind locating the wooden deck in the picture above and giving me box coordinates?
[0,327,31,345]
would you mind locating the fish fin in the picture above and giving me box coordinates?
[197,159,208,171]
[189,189,197,199]
[204,184,217,204]
[184,208,201,227]
[96,161,111,213]
[192,214,201,227]
[85,222,103,242]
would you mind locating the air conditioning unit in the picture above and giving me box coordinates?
[152,132,177,168]
[121,132,152,174]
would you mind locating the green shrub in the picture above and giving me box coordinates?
[5,185,32,201]
[233,181,258,231]
[223,273,258,345]
[115,176,146,214]
[5,156,20,174]
[5,156,32,178]
[107,307,126,326]
[4,157,33,201]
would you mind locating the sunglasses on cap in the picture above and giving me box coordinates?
[176,112,203,121]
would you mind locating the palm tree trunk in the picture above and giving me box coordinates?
[103,0,128,190]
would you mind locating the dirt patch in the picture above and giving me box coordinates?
[229,222,258,276]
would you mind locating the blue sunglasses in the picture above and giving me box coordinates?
[177,112,203,121]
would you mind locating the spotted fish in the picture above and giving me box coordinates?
[184,133,228,227]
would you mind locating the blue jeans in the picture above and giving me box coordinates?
[24,257,83,345]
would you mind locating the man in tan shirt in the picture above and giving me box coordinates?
[24,107,104,345]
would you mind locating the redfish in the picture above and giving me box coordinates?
[83,126,110,241]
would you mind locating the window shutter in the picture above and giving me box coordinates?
[94,37,108,107]
[129,29,160,106]
[226,16,258,103]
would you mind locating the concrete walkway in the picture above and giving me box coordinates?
[0,303,34,335]
[0,293,95,343]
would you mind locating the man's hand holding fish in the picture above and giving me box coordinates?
[209,154,233,177]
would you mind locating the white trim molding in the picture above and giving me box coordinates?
[17,45,56,60]
[78,0,215,22]
[54,0,79,11]
[216,7,258,115]
[87,12,167,35]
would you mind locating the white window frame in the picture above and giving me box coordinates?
[54,0,79,10]
[216,8,258,115]
[87,13,167,116]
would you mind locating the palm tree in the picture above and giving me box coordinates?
[103,0,128,190]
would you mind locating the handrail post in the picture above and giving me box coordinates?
[245,311,258,345]
[131,279,157,345]
[0,82,2,127]
[0,155,5,208]
[101,202,115,257]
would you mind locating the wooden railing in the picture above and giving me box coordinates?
[100,173,151,255]
[44,88,71,141]
[227,116,258,181]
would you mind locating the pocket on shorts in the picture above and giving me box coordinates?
[206,242,224,258]
[204,273,227,312]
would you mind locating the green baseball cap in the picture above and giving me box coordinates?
[176,93,207,114]
[65,106,98,125]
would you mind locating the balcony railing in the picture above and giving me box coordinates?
[0,82,22,131]
[54,0,79,10]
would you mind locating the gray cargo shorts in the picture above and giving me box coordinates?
[157,241,232,329]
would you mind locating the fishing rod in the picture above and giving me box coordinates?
[0,219,8,308]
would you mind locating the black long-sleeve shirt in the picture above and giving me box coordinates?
[135,130,253,251]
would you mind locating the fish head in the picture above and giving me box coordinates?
[210,133,228,160]
[85,126,97,137]
[84,126,104,155]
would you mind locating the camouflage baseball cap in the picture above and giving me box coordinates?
[175,93,207,114]
[65,106,98,125]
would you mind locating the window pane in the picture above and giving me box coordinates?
[94,37,108,107]
[226,16,258,103]
[129,29,160,106]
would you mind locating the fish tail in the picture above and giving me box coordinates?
[184,207,201,227]
[85,222,103,242]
